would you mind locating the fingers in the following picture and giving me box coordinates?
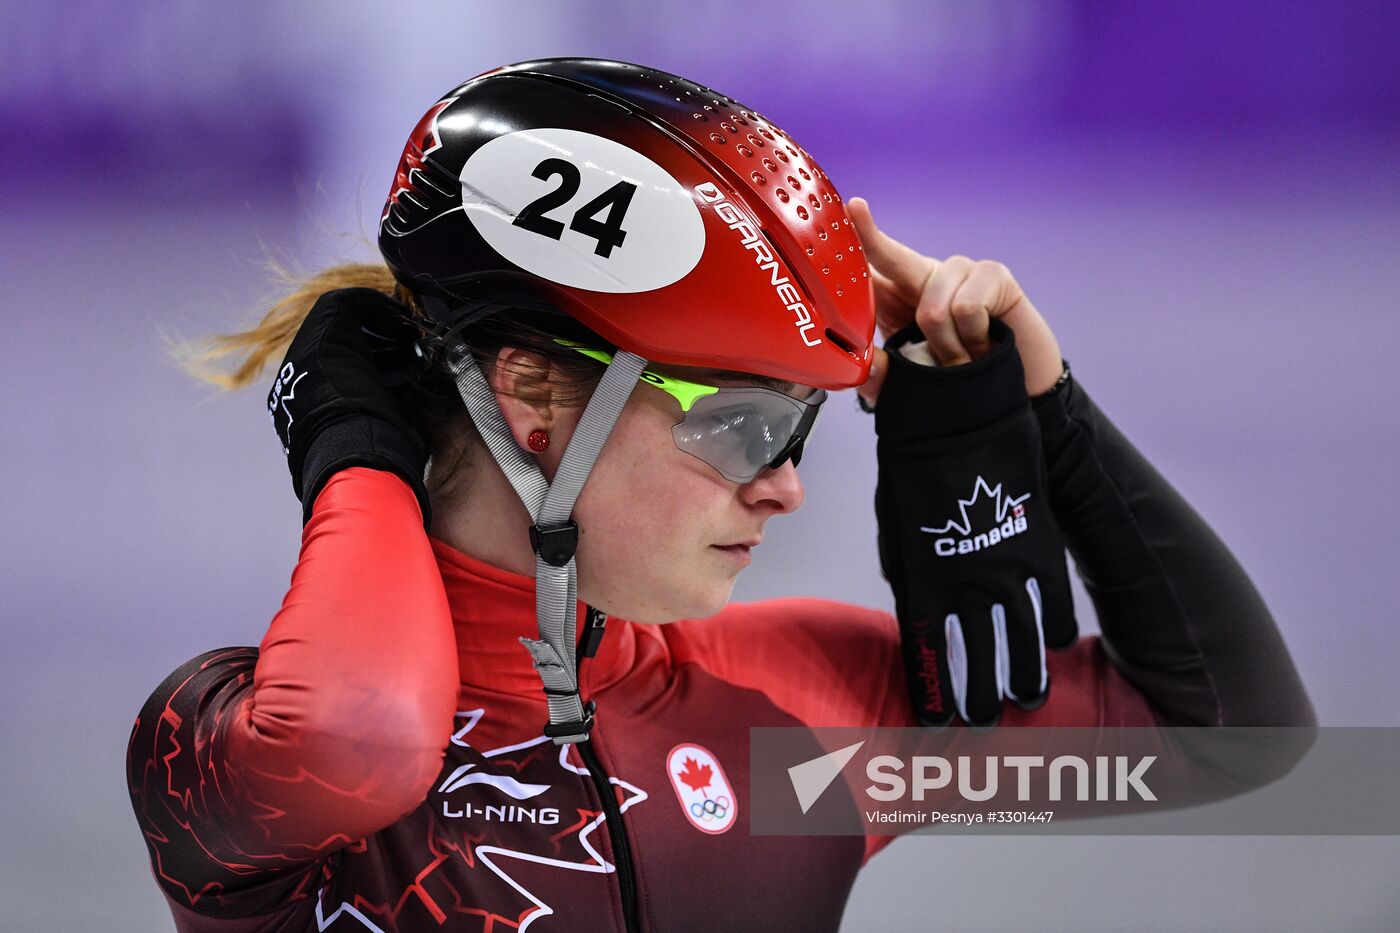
[997,581,1049,711]
[947,606,1003,729]
[868,266,912,340]
[948,260,1011,361]
[847,197,938,308]
[914,258,974,365]
[848,197,1016,366]
[1036,561,1080,651]
[857,346,889,410]
[915,257,1010,365]
[900,615,957,728]
[943,578,1059,727]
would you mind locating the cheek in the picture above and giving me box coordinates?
[580,425,708,558]
[571,403,736,616]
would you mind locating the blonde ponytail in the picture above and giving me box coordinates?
[171,259,613,507]
[172,262,409,390]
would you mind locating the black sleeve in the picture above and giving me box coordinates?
[125,649,325,925]
[1031,368,1315,728]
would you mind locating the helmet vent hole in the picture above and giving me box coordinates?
[824,328,858,355]
[762,231,818,305]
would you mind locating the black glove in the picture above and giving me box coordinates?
[267,288,435,527]
[874,319,1077,728]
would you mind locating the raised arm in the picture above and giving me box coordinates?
[1031,370,1313,727]
[126,469,458,916]
[847,197,1313,731]
[127,288,460,919]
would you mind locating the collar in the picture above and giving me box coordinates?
[430,536,639,698]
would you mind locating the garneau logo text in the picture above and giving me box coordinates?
[695,182,822,348]
[921,475,1029,557]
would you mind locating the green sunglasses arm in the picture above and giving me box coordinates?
[554,339,719,413]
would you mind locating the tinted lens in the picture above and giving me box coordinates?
[671,387,824,483]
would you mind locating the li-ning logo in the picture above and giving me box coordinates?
[437,763,560,824]
[267,361,307,454]
[694,182,822,348]
[920,476,1030,557]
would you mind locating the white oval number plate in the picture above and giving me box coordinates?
[460,128,705,294]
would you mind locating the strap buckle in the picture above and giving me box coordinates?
[530,520,579,566]
[542,699,596,741]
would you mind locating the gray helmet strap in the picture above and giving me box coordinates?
[448,341,647,744]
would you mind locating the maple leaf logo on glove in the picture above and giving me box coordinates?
[919,475,1031,557]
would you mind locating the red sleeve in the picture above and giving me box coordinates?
[125,468,459,919]
[669,598,909,733]
[674,598,1162,866]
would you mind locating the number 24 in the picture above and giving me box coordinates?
[512,158,637,259]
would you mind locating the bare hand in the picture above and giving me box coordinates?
[847,196,1064,406]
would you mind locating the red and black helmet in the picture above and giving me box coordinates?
[378,57,874,390]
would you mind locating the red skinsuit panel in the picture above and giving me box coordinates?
[126,468,1159,932]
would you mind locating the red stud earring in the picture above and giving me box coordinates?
[527,429,550,453]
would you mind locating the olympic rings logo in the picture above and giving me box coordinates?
[689,795,731,822]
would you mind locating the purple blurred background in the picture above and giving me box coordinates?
[3,1,1398,928]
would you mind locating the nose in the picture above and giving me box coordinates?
[738,459,805,514]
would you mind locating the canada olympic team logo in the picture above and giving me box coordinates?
[666,743,737,835]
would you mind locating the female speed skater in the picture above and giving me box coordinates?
[126,58,1313,932]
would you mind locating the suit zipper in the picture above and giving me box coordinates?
[575,608,638,932]
[577,735,640,933]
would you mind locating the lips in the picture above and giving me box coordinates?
[710,530,761,571]
[711,538,758,567]
[711,543,753,566]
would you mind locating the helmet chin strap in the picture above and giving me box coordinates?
[448,339,647,744]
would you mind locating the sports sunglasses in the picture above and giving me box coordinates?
[555,340,826,484]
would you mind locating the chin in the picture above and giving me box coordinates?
[683,579,739,622]
[617,580,736,626]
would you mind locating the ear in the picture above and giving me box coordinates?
[487,348,587,480]
[489,346,559,451]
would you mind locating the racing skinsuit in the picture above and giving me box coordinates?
[127,373,1313,931]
